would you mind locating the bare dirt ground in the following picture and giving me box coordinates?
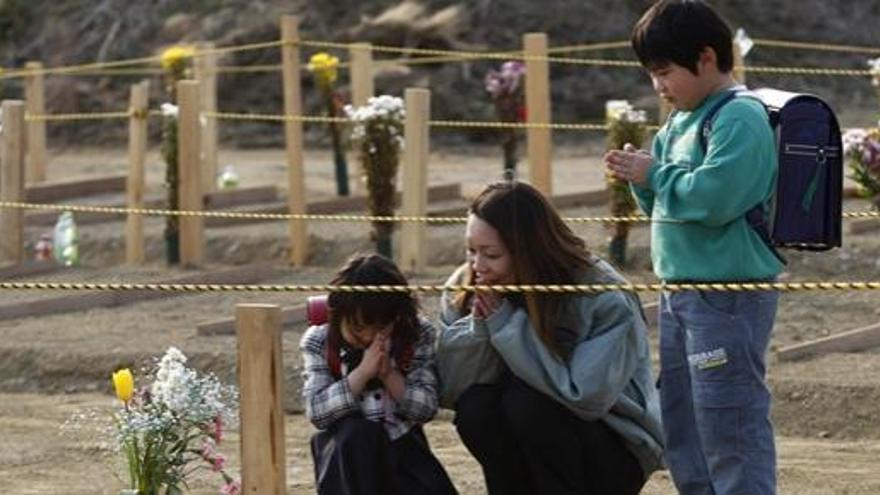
[2,144,880,493]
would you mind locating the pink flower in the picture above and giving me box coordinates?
[220,480,241,495]
[212,453,226,472]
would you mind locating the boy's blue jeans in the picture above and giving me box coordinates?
[659,288,779,495]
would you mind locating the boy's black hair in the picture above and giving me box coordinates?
[631,0,733,74]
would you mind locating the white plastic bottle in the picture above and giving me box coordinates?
[52,211,79,266]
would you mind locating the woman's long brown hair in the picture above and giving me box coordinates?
[454,181,592,357]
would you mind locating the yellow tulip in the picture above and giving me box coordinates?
[112,368,134,403]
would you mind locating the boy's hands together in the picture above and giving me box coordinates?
[604,143,653,187]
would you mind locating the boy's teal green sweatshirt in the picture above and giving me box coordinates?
[632,89,784,281]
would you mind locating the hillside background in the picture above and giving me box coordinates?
[1,0,878,147]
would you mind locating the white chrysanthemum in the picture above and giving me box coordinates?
[161,103,179,119]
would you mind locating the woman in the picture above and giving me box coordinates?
[436,181,663,494]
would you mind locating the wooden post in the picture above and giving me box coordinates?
[195,42,219,193]
[399,88,430,273]
[349,43,375,195]
[282,15,308,266]
[350,43,375,107]
[24,61,47,183]
[177,80,203,266]
[0,100,25,264]
[236,303,286,495]
[126,82,149,265]
[733,41,747,85]
[523,33,552,195]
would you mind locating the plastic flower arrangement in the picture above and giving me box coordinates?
[484,61,527,173]
[307,52,349,196]
[344,95,406,257]
[111,348,240,495]
[843,127,880,209]
[605,100,648,266]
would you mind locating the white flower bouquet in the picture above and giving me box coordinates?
[111,347,240,495]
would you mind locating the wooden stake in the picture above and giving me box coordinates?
[236,303,286,495]
[177,80,203,266]
[0,100,25,264]
[126,81,149,265]
[399,88,430,273]
[350,43,375,107]
[195,42,219,193]
[733,41,747,85]
[524,33,553,195]
[24,61,47,183]
[349,43,375,196]
[282,15,308,266]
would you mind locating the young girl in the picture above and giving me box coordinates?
[436,181,664,494]
[300,253,457,495]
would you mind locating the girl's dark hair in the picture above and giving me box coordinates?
[631,0,733,74]
[327,253,419,360]
[455,181,591,356]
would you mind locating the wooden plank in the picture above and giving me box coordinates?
[399,88,430,272]
[0,264,279,322]
[551,188,609,209]
[178,80,203,266]
[849,219,879,235]
[24,61,47,183]
[428,188,609,219]
[236,303,286,494]
[27,185,282,226]
[127,81,149,265]
[524,33,552,195]
[1,100,26,264]
[203,182,462,228]
[0,259,58,279]
[25,174,127,203]
[24,183,459,228]
[204,185,277,209]
[777,321,880,362]
[281,15,307,266]
[195,42,219,194]
[348,42,373,197]
[197,303,306,336]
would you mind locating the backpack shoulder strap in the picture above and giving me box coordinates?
[698,89,742,153]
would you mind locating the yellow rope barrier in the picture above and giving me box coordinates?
[742,65,872,77]
[297,39,876,77]
[0,200,877,224]
[548,41,633,54]
[1,281,879,294]
[25,110,135,122]
[0,40,286,80]
[752,38,880,55]
[204,111,665,132]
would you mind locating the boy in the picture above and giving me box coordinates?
[604,1,784,494]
